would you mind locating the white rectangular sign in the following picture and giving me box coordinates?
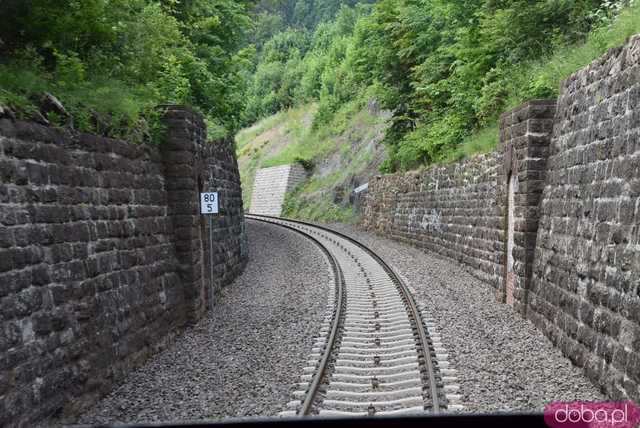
[200,192,219,214]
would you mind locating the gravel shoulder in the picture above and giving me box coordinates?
[64,220,329,425]
[328,223,604,413]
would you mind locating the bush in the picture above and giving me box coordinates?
[242,0,640,171]
[0,0,252,142]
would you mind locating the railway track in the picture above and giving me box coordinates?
[246,214,450,417]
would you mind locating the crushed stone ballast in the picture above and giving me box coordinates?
[246,215,457,416]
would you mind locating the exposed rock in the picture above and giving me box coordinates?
[90,109,112,136]
[367,99,380,115]
[0,104,16,121]
[39,92,70,121]
[30,110,50,126]
[332,185,345,205]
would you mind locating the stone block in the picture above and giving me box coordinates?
[0,103,249,426]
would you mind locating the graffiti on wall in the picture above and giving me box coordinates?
[408,207,447,234]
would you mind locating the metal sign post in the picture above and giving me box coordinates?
[200,192,219,315]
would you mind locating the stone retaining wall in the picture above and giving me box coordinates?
[499,100,556,314]
[0,106,247,427]
[528,35,640,401]
[362,154,504,288]
[201,139,248,304]
[361,35,640,401]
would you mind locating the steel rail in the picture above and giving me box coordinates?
[246,215,345,416]
[246,214,441,414]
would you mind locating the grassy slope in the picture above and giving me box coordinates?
[236,101,391,222]
[456,2,640,160]
[236,5,640,223]
[236,104,318,209]
[0,61,163,142]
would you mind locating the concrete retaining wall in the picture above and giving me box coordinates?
[249,163,306,216]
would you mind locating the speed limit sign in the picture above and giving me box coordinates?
[200,192,219,214]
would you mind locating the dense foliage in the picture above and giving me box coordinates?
[0,0,253,141]
[252,0,375,34]
[1,0,638,157]
[243,0,639,170]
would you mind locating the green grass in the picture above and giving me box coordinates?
[239,0,640,216]
[454,2,640,162]
[510,0,640,110]
[236,104,317,208]
[240,155,260,208]
[0,61,163,143]
[259,120,331,167]
[235,109,292,151]
[0,64,50,115]
[282,190,359,224]
[259,99,367,168]
[450,123,499,161]
[240,2,640,222]
[236,99,389,221]
[274,104,385,222]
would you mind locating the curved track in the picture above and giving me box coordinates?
[246,215,446,417]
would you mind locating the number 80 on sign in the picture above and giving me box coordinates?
[200,192,219,214]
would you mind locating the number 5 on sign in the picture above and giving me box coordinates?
[200,192,219,214]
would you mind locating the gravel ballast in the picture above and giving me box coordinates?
[328,223,604,413]
[66,220,330,425]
